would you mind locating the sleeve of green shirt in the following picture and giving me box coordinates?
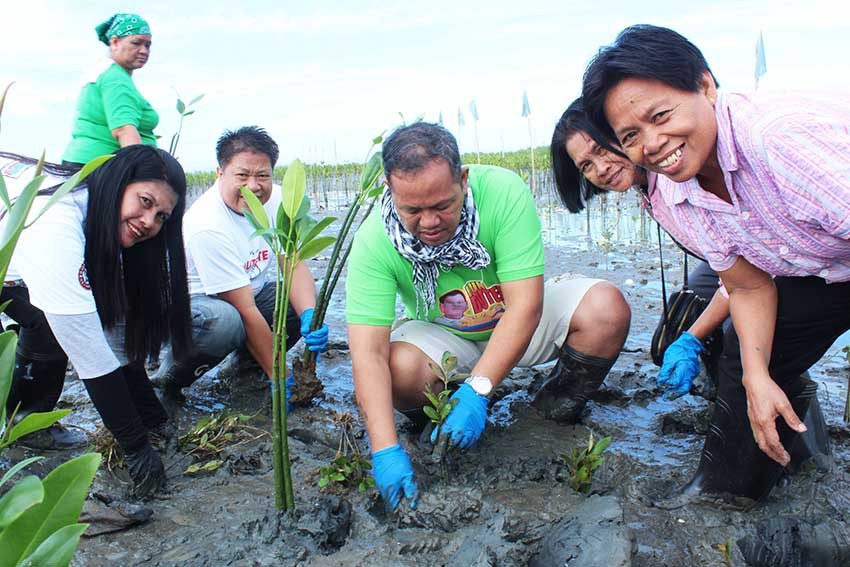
[99,64,144,131]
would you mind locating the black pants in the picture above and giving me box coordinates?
[0,286,65,361]
[709,276,850,491]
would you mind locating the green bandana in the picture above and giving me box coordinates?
[95,13,151,45]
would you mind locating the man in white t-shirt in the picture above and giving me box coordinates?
[154,126,328,400]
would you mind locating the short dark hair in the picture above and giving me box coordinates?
[582,24,718,143]
[550,97,628,213]
[215,126,279,169]
[382,122,462,185]
[83,145,191,364]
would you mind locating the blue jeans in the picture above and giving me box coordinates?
[156,282,301,387]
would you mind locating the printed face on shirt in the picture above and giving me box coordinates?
[119,180,178,248]
[110,34,152,72]
[389,158,468,247]
[217,151,274,215]
[439,291,468,319]
[565,130,641,192]
[603,72,718,183]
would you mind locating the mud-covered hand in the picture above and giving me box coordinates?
[658,332,703,399]
[372,444,418,511]
[125,442,166,499]
[300,308,329,354]
[430,384,488,450]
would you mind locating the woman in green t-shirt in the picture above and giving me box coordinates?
[62,13,158,168]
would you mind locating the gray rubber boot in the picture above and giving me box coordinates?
[531,344,617,423]
[151,351,223,402]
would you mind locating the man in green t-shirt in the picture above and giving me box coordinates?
[346,122,631,511]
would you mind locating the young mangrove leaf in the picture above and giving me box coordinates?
[2,410,71,449]
[297,236,336,263]
[0,475,43,530]
[189,94,205,106]
[299,216,337,247]
[0,171,10,211]
[18,523,89,567]
[0,329,17,425]
[0,453,100,565]
[0,457,43,490]
[281,159,306,220]
[359,152,384,193]
[240,187,270,230]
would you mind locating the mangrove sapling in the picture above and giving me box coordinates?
[317,412,375,493]
[0,85,106,566]
[425,352,469,481]
[291,135,387,405]
[240,159,337,510]
[843,345,850,422]
[561,431,611,493]
[178,412,267,476]
[167,91,204,159]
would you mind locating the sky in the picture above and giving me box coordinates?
[1,0,848,172]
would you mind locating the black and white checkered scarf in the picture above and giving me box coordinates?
[381,186,491,318]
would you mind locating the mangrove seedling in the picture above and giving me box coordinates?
[167,90,203,159]
[292,134,386,405]
[178,411,267,476]
[317,412,374,493]
[561,431,611,493]
[426,351,469,479]
[241,159,337,510]
[843,345,850,422]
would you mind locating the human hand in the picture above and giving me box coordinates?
[430,383,488,451]
[125,442,166,499]
[744,373,807,466]
[657,332,703,399]
[300,308,329,356]
[372,444,418,511]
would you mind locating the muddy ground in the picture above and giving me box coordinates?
[6,222,850,567]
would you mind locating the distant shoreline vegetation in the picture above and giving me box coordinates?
[184,146,551,189]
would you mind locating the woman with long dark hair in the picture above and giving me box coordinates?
[0,145,191,498]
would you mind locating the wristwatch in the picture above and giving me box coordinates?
[464,375,493,397]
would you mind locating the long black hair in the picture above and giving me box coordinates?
[81,145,191,364]
[550,97,631,213]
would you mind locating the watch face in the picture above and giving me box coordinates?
[467,375,492,396]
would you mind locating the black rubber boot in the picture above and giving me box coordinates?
[656,376,818,509]
[151,351,222,402]
[6,355,86,450]
[531,344,617,423]
[84,369,165,500]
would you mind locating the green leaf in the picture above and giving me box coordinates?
[18,523,88,567]
[0,457,43,490]
[318,477,329,488]
[441,352,458,373]
[184,463,202,474]
[297,236,336,263]
[299,216,336,248]
[439,404,452,420]
[0,453,100,565]
[281,159,306,220]
[25,155,112,229]
[176,99,186,114]
[0,82,14,135]
[0,173,46,284]
[591,436,612,456]
[0,329,18,425]
[0,475,43,529]
[359,152,384,193]
[422,406,439,422]
[3,410,70,448]
[240,187,270,229]
[182,110,196,117]
[188,94,205,106]
[0,170,10,210]
[201,460,223,472]
[423,391,440,408]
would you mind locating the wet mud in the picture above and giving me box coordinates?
[6,227,850,566]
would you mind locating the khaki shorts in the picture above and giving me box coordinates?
[390,275,604,373]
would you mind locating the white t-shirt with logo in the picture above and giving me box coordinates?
[184,182,281,297]
[2,173,124,379]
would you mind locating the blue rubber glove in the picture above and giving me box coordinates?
[657,332,703,400]
[371,444,418,511]
[285,376,295,411]
[299,308,329,355]
[430,383,488,450]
